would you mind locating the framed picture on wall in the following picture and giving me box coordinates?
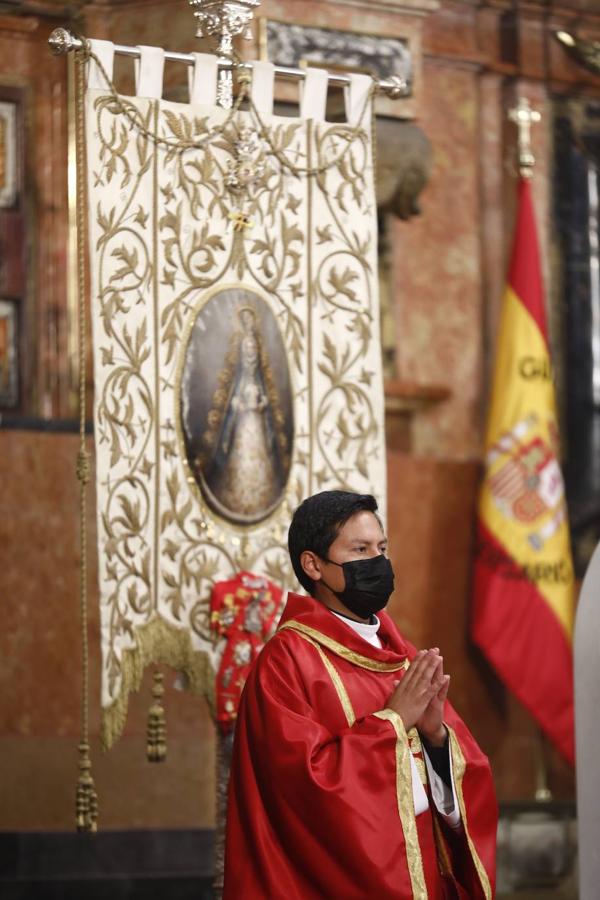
[0,299,18,407]
[0,100,18,208]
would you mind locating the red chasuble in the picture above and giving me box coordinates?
[224,592,497,899]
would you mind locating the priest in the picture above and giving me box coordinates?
[224,490,497,899]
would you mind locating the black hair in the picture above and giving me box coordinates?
[288,490,379,594]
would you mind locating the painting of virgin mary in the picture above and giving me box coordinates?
[180,287,294,525]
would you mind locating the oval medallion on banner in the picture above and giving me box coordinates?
[180,285,294,525]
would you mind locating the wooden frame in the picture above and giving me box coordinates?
[0,298,18,408]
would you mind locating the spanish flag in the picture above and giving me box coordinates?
[472,177,575,764]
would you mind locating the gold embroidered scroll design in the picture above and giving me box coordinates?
[311,122,381,491]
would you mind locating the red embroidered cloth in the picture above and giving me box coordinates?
[210,572,283,734]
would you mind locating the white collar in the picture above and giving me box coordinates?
[330,610,382,647]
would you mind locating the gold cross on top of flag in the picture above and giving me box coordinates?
[508,97,542,179]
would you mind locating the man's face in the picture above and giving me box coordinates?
[315,510,388,594]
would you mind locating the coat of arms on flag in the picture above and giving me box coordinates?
[487,415,566,545]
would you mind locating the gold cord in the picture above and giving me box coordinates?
[74,48,98,834]
[78,41,247,150]
[75,42,375,177]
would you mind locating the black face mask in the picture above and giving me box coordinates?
[322,554,395,620]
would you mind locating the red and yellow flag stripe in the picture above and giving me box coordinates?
[473,178,575,764]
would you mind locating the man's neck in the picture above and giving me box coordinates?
[327,606,376,626]
[313,588,370,623]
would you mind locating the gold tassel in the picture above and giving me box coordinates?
[76,741,98,833]
[147,671,167,763]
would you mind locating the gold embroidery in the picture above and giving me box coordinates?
[293,631,356,727]
[448,727,492,900]
[414,759,427,785]
[278,620,409,672]
[374,709,428,899]
[407,727,428,785]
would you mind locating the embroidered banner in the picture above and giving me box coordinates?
[84,44,386,747]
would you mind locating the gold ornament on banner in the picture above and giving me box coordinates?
[228,210,255,232]
[225,126,269,194]
[225,122,271,234]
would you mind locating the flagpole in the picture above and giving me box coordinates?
[508,96,554,804]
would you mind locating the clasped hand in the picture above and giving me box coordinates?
[386,649,450,747]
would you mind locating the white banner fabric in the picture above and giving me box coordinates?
[85,59,386,745]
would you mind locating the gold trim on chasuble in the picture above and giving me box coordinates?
[291,630,356,727]
[407,727,428,786]
[374,709,429,899]
[448,727,493,900]
[277,620,409,672]
[285,623,428,899]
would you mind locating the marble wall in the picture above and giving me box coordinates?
[0,432,216,830]
[3,0,599,830]
[0,13,70,418]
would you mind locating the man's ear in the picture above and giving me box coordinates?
[300,550,322,583]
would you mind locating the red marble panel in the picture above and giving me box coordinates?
[0,15,70,416]
[479,71,508,376]
[0,431,219,738]
[0,431,217,828]
[392,59,484,460]
[0,211,25,298]
[422,0,482,61]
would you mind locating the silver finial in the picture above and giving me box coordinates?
[188,1,261,108]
